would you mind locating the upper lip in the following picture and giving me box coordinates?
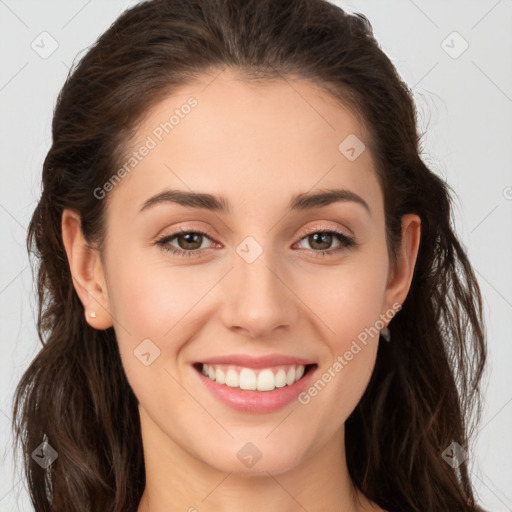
[197,354,317,369]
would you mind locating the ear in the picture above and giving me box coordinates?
[61,208,113,330]
[382,213,421,321]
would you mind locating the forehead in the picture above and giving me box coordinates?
[106,69,381,218]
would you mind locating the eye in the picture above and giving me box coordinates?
[155,224,358,259]
[294,226,357,258]
[155,228,216,257]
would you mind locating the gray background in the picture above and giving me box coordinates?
[1,0,511,510]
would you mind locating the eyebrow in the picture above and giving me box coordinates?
[139,187,371,216]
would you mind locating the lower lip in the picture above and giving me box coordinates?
[194,364,317,414]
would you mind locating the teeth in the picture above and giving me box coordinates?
[239,368,256,390]
[215,367,226,384]
[225,368,239,387]
[200,363,307,391]
[285,367,295,385]
[275,369,287,388]
[257,369,275,391]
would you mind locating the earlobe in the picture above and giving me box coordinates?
[383,213,421,317]
[61,208,113,330]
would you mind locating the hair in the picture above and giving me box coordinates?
[13,0,488,511]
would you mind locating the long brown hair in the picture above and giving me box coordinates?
[13,0,487,510]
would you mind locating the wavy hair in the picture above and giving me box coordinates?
[13,0,487,510]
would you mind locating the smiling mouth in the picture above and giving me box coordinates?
[193,362,317,392]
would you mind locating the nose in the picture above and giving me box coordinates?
[219,244,301,339]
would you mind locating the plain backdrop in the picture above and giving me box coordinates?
[1,1,511,510]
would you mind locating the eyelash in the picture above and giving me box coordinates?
[155,225,358,259]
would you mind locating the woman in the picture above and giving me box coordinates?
[13,0,488,511]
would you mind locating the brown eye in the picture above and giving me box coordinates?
[156,229,216,257]
[306,232,334,251]
[175,232,204,251]
[296,229,356,256]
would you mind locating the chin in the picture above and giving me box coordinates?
[201,442,307,476]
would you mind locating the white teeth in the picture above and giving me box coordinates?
[275,369,287,387]
[225,368,239,387]
[286,367,296,385]
[257,369,275,391]
[239,368,256,390]
[215,367,226,384]
[200,363,307,391]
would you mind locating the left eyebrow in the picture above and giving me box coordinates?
[289,188,371,216]
[139,189,229,213]
[139,187,371,216]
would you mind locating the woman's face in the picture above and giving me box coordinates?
[88,69,418,475]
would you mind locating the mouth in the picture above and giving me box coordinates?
[192,362,318,392]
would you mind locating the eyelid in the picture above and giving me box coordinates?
[295,222,352,240]
[156,223,217,241]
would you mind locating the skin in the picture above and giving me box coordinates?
[62,68,421,512]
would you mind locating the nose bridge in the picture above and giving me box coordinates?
[220,235,299,337]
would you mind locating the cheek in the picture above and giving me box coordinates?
[299,254,389,345]
[299,286,383,432]
[107,251,208,333]
[293,254,387,413]
[105,250,225,375]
